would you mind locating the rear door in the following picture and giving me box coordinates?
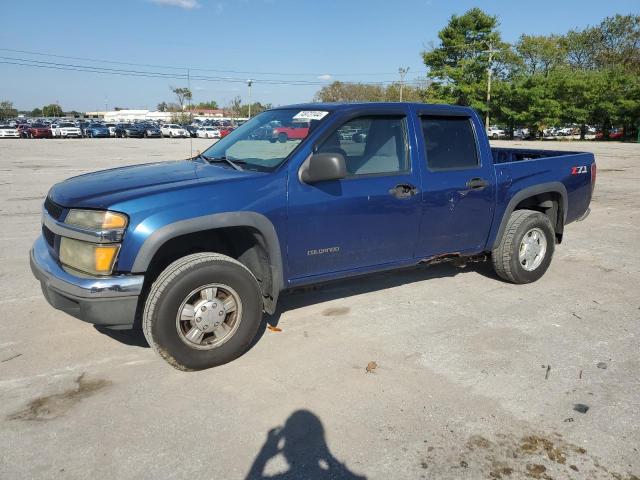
[287,109,422,280]
[414,112,495,257]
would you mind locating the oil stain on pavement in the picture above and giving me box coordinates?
[7,373,110,422]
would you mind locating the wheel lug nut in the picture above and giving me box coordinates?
[201,306,207,312]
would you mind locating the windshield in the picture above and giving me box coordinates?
[201,108,329,172]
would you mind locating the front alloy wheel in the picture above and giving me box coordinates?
[143,253,263,370]
[176,283,242,350]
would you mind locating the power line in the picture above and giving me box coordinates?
[0,47,420,78]
[0,55,427,87]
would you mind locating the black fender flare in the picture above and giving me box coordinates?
[131,212,284,310]
[491,182,568,250]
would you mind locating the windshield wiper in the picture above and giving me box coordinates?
[195,153,243,171]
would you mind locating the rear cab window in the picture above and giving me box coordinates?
[421,116,479,170]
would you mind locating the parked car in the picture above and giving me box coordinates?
[219,127,234,138]
[105,123,118,137]
[184,125,199,138]
[160,124,189,138]
[196,126,220,139]
[84,123,111,138]
[595,129,624,140]
[115,124,145,138]
[31,102,596,370]
[17,124,30,138]
[141,125,162,138]
[270,122,309,143]
[26,124,52,139]
[0,125,20,138]
[487,126,506,139]
[52,122,82,138]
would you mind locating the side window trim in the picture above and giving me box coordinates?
[420,115,481,172]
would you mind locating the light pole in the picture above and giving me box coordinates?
[485,43,495,132]
[398,67,409,102]
[247,79,253,119]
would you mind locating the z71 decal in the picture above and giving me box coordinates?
[571,165,588,175]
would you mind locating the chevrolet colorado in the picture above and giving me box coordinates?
[30,103,596,370]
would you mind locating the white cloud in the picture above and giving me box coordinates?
[317,74,332,81]
[150,0,201,9]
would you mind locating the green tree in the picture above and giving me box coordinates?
[0,101,18,120]
[170,87,192,110]
[422,7,511,116]
[42,104,64,117]
[238,102,271,117]
[228,96,242,118]
[193,100,219,110]
[157,102,168,112]
[516,34,566,76]
[31,107,43,117]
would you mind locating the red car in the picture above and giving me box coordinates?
[219,127,234,138]
[270,123,309,143]
[595,129,623,140]
[27,124,53,139]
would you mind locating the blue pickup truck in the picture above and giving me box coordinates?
[31,103,596,370]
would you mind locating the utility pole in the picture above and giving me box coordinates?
[247,79,253,119]
[485,44,495,132]
[398,67,409,102]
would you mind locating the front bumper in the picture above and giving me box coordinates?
[30,236,144,328]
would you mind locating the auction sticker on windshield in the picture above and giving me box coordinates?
[293,111,329,121]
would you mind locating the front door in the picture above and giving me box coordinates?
[287,114,422,281]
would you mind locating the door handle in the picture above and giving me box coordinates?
[465,177,490,190]
[389,183,418,199]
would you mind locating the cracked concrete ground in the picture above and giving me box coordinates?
[0,138,638,479]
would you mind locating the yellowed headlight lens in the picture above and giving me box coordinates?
[65,209,127,230]
[59,237,120,275]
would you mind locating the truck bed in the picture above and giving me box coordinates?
[486,147,596,249]
[491,147,583,164]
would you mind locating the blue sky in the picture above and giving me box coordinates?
[1,0,637,112]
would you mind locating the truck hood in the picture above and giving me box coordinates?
[48,160,250,209]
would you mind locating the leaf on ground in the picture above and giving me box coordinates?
[365,361,378,373]
[267,325,282,332]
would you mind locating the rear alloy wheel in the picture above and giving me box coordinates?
[492,209,555,284]
[278,132,288,143]
[143,253,263,370]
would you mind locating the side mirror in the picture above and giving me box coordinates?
[299,152,347,184]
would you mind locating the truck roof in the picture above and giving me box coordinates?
[274,102,475,114]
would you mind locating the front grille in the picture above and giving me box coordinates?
[44,197,63,220]
[42,225,55,248]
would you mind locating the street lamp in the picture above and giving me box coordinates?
[247,79,253,119]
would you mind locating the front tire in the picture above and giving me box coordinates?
[143,253,263,371]
[492,209,555,284]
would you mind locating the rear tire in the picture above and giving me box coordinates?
[143,253,263,371]
[278,133,288,143]
[491,209,555,284]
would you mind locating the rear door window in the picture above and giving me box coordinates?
[421,116,479,170]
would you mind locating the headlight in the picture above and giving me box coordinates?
[59,237,120,275]
[65,209,127,230]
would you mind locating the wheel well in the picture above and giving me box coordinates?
[141,226,274,310]
[513,192,564,242]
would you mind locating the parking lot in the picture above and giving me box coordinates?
[0,138,638,479]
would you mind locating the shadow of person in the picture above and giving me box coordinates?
[246,410,366,480]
